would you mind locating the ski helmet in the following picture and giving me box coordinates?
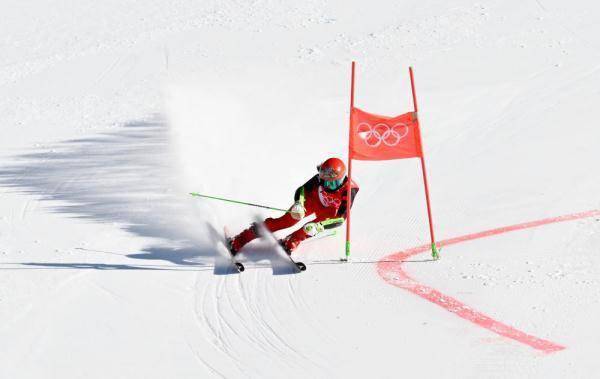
[318,157,346,181]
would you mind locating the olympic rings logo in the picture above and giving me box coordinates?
[356,122,409,147]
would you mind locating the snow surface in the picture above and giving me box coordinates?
[1,0,600,378]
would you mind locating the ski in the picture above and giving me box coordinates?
[224,227,245,273]
[289,256,307,272]
[254,220,306,272]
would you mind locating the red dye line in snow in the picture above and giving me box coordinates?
[377,209,600,353]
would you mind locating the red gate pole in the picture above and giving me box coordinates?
[409,66,440,259]
[344,61,356,261]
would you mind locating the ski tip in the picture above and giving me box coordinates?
[296,262,307,271]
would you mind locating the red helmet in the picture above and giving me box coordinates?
[318,157,346,181]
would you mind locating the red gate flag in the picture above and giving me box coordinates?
[344,63,438,262]
[350,107,422,161]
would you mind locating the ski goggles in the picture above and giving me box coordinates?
[321,178,343,191]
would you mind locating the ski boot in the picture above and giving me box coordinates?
[226,237,239,256]
[278,236,300,256]
[229,222,259,256]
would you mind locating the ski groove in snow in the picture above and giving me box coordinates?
[196,276,243,374]
[184,273,227,378]
[235,277,271,355]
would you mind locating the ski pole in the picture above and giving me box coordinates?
[190,192,288,212]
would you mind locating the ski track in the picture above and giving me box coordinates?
[260,277,311,369]
[196,277,230,363]
[202,278,235,357]
[191,269,312,377]
[240,276,278,355]
[283,276,331,373]
[377,209,600,353]
[232,269,320,375]
[252,274,301,372]
[236,277,270,355]
[183,272,227,378]
[20,199,33,221]
[214,277,234,353]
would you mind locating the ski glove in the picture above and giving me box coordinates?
[303,222,325,237]
[290,201,306,221]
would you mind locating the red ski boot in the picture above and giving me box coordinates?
[229,223,259,255]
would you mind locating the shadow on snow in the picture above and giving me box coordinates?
[0,116,238,273]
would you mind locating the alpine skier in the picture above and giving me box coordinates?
[229,157,359,255]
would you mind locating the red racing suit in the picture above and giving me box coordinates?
[231,175,359,253]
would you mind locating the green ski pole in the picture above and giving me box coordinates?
[190,192,288,213]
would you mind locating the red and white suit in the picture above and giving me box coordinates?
[231,175,359,253]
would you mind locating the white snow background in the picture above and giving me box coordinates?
[1,0,599,378]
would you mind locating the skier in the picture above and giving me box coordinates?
[229,157,359,255]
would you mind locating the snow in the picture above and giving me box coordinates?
[1,0,600,377]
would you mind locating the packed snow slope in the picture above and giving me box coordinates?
[1,0,600,378]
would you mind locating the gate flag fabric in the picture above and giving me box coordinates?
[344,63,439,261]
[350,107,422,161]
